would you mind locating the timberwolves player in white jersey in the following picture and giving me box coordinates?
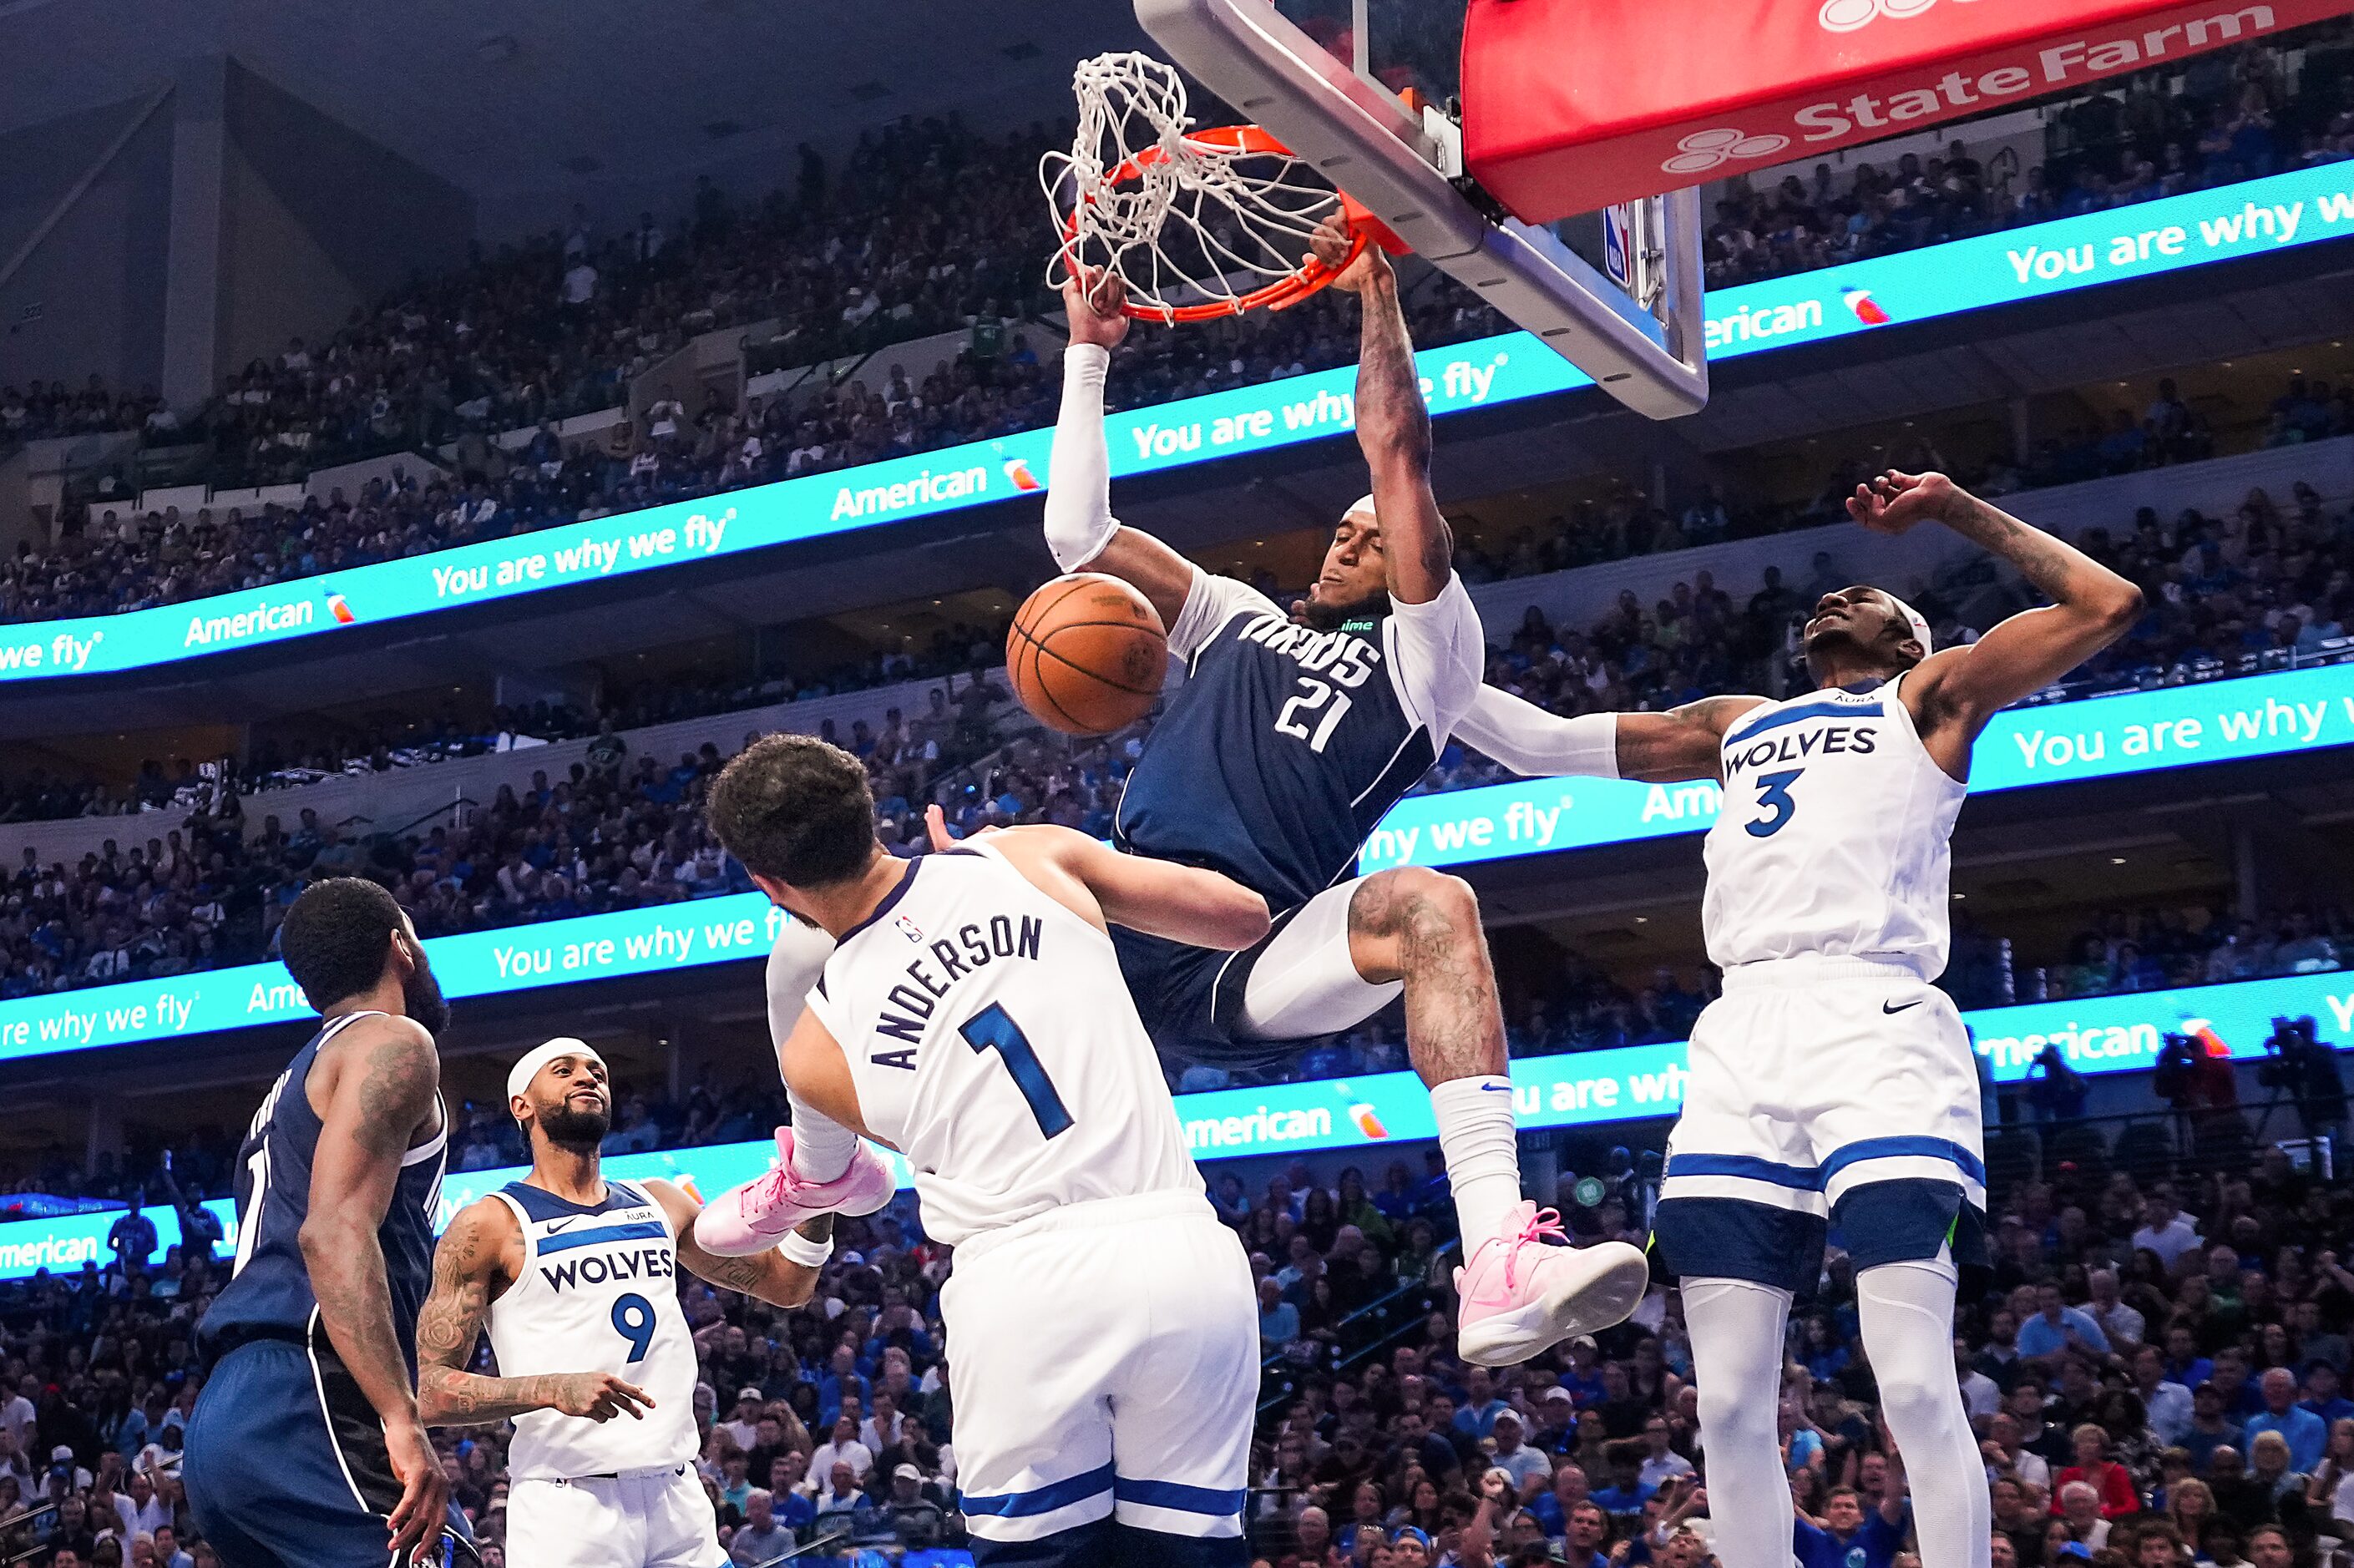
[956,223,1648,1366]
[693,733,1269,1565]
[415,1039,828,1568]
[1454,471,2142,1568]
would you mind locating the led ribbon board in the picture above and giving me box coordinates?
[3,161,2350,683]
[1,964,2342,1278]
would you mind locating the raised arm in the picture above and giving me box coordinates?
[1454,685,1764,785]
[1850,472,2144,760]
[1041,268,1194,628]
[980,820,1272,951]
[416,1198,653,1428]
[1313,219,1449,605]
[653,1179,830,1308]
[298,1014,450,1556]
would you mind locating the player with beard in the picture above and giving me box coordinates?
[416,1039,830,1568]
[926,223,1649,1365]
[1434,472,2143,1568]
[186,878,461,1566]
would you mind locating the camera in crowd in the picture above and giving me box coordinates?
[2260,1014,2347,1132]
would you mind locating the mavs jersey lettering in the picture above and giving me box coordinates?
[485,1181,702,1480]
[1702,676,1967,978]
[1115,571,1482,908]
[802,842,1204,1244]
[200,1011,447,1363]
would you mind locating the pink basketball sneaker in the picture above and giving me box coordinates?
[1455,1201,1649,1367]
[692,1128,899,1257]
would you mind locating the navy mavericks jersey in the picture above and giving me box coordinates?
[200,1011,448,1367]
[1116,574,1464,909]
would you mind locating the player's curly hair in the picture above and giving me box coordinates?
[281,876,407,1013]
[706,734,878,888]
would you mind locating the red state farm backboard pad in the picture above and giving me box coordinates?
[1463,0,2354,226]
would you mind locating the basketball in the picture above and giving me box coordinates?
[1006,574,1168,735]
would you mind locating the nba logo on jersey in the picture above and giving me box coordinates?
[894,914,925,943]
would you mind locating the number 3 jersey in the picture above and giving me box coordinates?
[802,842,1205,1245]
[1703,675,1967,979]
[1113,568,1486,909]
[482,1179,701,1480]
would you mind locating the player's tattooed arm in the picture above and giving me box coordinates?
[1614,696,1768,782]
[1313,217,1450,604]
[656,1180,832,1308]
[301,1017,440,1432]
[1848,470,2143,748]
[301,1014,450,1555]
[417,1198,654,1426]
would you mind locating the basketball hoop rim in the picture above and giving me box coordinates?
[1058,123,1373,322]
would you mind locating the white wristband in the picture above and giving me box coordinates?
[777,1227,834,1268]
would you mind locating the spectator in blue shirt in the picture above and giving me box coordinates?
[2017,1282,2111,1362]
[1589,1441,1657,1519]
[2301,1361,2354,1425]
[1453,1366,1511,1440]
[1257,1278,1300,1347]
[1793,1464,1910,1568]
[2245,1367,2328,1474]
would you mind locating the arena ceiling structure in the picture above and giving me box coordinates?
[0,0,1141,231]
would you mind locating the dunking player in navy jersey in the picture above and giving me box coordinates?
[185,878,458,1567]
[969,222,1648,1364]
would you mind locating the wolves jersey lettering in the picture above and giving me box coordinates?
[1703,675,1967,978]
[1115,569,1483,908]
[486,1181,702,1481]
[802,842,1202,1245]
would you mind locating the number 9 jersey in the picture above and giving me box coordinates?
[802,842,1209,1245]
[483,1180,702,1482]
[1702,674,1967,979]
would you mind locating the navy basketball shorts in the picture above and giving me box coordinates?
[1650,957,1989,1297]
[186,1335,461,1568]
[1114,879,1400,1071]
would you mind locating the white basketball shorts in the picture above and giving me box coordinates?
[505,1464,726,1568]
[1653,955,1987,1296]
[945,1191,1258,1562]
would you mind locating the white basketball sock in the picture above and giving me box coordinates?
[1857,1259,1990,1568]
[1683,1276,1797,1568]
[787,1089,858,1186]
[1429,1075,1523,1248]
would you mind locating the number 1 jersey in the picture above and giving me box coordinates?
[802,842,1205,1245]
[1113,569,1486,909]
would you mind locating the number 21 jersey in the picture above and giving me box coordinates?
[1703,675,1967,979]
[802,843,1203,1244]
[1114,569,1484,909]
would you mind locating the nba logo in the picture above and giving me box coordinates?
[1602,205,1635,294]
[894,915,924,943]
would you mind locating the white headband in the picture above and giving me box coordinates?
[1884,593,1934,655]
[508,1037,605,1103]
[1344,493,1377,520]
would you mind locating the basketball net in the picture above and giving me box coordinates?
[1041,52,1365,322]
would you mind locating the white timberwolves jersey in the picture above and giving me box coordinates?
[485,1180,701,1480]
[803,843,1204,1245]
[1703,675,1967,978]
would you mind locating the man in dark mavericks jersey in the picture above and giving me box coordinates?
[996,223,1648,1365]
[185,877,456,1565]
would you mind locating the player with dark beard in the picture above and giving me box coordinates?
[186,878,461,1566]
[417,1039,827,1568]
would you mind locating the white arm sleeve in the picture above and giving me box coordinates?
[1042,343,1120,572]
[1167,565,1284,660]
[1451,685,1622,781]
[1382,574,1488,743]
